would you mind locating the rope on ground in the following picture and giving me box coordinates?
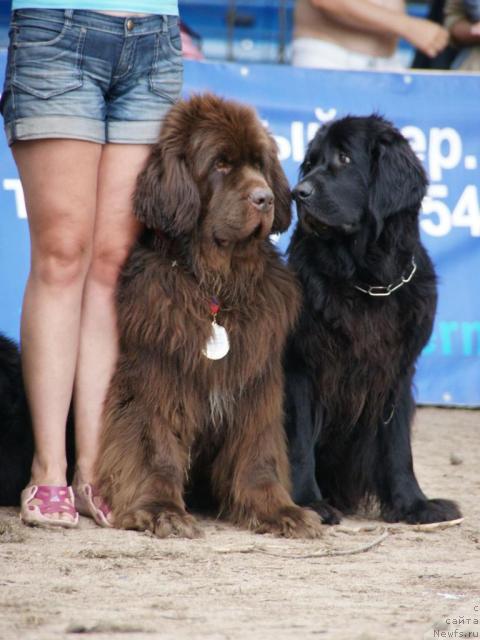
[212,529,389,559]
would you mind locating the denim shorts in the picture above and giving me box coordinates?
[0,9,183,145]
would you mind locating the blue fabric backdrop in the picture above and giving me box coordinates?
[1,55,479,406]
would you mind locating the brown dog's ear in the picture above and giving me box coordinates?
[134,145,201,235]
[267,136,292,234]
[368,122,427,224]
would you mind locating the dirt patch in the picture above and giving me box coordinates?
[0,407,478,640]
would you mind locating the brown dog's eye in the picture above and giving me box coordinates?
[215,160,232,174]
[339,152,351,165]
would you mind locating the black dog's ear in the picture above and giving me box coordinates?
[267,137,292,233]
[368,124,427,225]
[134,145,201,235]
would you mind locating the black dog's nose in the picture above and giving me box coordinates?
[292,181,314,201]
[249,187,274,212]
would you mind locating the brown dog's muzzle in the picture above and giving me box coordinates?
[246,186,274,239]
[249,187,274,213]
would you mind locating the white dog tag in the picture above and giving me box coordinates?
[203,321,230,360]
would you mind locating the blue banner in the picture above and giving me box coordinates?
[1,54,479,406]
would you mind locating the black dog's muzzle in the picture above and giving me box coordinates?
[292,180,314,203]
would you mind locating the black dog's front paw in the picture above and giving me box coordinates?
[383,498,462,525]
[308,499,342,525]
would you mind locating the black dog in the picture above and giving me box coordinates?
[285,115,462,525]
[0,335,33,506]
[0,335,74,506]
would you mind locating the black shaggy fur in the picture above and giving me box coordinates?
[0,335,33,505]
[284,115,462,525]
[0,335,74,505]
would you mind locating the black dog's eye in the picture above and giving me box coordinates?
[215,160,232,174]
[303,160,312,172]
[338,152,351,165]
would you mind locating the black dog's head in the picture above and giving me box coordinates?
[134,94,292,252]
[292,115,427,239]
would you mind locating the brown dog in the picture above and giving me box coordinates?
[94,94,323,539]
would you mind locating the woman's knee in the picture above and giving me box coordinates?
[88,243,133,289]
[30,230,92,288]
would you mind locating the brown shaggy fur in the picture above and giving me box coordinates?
[94,94,323,539]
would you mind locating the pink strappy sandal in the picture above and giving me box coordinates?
[74,483,113,528]
[20,485,79,528]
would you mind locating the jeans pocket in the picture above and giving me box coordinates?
[11,23,86,100]
[149,30,183,103]
[167,20,183,56]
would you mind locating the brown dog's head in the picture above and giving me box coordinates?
[134,94,292,249]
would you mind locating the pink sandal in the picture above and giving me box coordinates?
[74,483,113,528]
[20,485,79,528]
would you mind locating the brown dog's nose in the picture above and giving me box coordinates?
[249,187,274,212]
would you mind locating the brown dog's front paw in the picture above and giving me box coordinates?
[114,506,203,538]
[256,506,323,539]
[116,509,156,532]
[154,510,204,539]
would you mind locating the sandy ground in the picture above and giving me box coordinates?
[0,407,479,640]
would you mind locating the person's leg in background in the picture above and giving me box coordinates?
[13,139,102,525]
[73,143,149,526]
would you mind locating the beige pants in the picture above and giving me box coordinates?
[292,37,404,70]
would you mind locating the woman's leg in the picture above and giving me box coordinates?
[73,144,150,491]
[13,139,102,523]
